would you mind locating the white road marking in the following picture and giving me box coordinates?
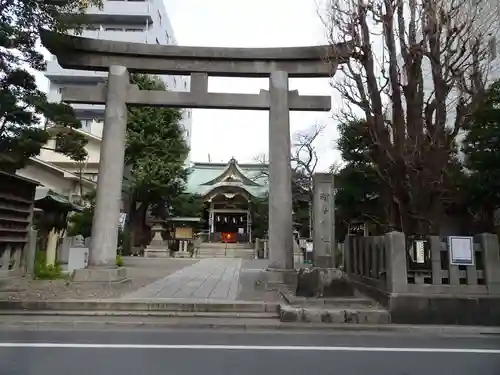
[0,343,499,353]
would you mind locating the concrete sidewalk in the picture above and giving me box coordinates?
[123,258,242,300]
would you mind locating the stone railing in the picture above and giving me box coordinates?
[345,232,500,295]
[344,232,500,325]
[344,235,387,291]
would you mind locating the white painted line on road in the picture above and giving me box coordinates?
[0,343,499,354]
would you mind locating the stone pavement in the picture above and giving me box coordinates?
[123,258,242,300]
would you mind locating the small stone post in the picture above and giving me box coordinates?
[268,70,293,271]
[89,65,129,269]
[25,228,38,276]
[254,237,260,259]
[312,173,335,268]
[476,233,500,293]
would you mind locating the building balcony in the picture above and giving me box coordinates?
[72,103,106,119]
[85,1,153,25]
[45,59,107,85]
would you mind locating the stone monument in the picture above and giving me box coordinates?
[40,30,351,281]
[312,173,336,268]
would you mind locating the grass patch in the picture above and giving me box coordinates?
[34,250,66,280]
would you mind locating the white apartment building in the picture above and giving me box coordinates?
[19,0,193,200]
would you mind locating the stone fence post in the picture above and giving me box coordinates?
[384,231,407,293]
[254,238,261,259]
[476,233,500,293]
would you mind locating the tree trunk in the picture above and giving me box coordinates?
[132,202,149,250]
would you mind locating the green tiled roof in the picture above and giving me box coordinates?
[185,159,268,198]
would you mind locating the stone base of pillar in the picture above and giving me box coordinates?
[72,267,127,282]
[296,267,354,298]
[258,268,298,291]
[314,255,335,268]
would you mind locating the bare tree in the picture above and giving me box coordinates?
[324,0,496,234]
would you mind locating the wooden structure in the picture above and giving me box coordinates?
[0,172,38,277]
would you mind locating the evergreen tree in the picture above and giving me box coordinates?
[0,0,101,170]
[462,80,500,231]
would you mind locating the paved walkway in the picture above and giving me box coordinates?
[122,258,242,300]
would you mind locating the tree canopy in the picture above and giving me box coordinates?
[325,0,493,235]
[0,0,100,171]
[125,74,189,209]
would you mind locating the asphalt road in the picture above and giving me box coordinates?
[0,327,499,375]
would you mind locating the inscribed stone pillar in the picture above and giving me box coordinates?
[268,71,293,270]
[90,65,129,267]
[312,173,336,268]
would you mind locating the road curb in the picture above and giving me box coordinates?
[0,299,280,313]
[0,316,499,336]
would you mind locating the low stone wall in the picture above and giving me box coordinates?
[345,232,500,325]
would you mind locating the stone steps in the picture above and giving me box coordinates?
[199,243,253,249]
[197,243,255,259]
[197,249,255,259]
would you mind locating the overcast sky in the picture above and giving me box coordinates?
[164,0,341,170]
[37,0,342,171]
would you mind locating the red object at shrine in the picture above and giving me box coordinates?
[221,232,237,243]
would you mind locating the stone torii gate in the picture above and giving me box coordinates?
[40,31,351,281]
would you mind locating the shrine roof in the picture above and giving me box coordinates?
[185,158,268,198]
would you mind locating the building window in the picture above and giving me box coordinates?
[489,37,497,59]
[105,27,123,31]
[125,27,143,32]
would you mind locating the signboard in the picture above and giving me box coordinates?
[448,236,474,266]
[348,222,366,236]
[414,240,426,264]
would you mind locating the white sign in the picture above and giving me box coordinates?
[448,236,474,266]
[414,240,426,264]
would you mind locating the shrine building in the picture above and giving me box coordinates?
[185,158,268,243]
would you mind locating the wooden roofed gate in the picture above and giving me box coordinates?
[40,30,351,280]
